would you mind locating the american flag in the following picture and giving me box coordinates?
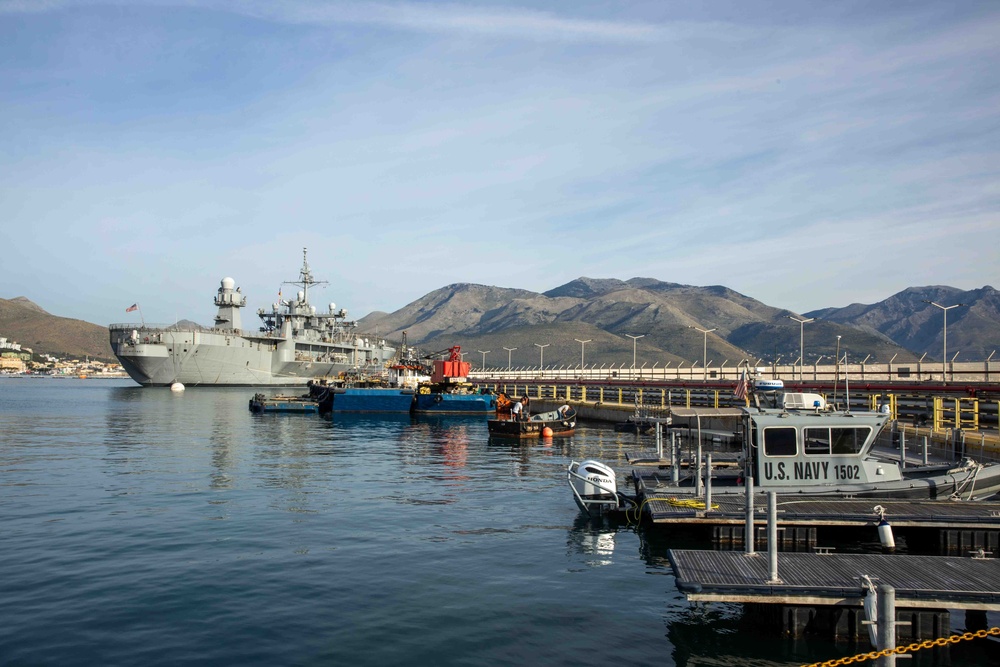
[126,303,138,313]
[734,369,748,401]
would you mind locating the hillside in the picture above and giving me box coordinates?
[806,285,1000,360]
[0,297,115,361]
[7,279,997,368]
[359,278,920,368]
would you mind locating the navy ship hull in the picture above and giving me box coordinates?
[110,249,395,387]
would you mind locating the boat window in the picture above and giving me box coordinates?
[763,427,797,457]
[830,427,870,455]
[804,428,831,455]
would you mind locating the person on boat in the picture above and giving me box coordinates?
[520,395,530,418]
[511,400,523,421]
[558,404,571,418]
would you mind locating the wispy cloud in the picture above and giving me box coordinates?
[0,0,664,42]
[1,1,998,323]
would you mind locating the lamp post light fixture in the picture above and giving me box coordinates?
[922,300,967,383]
[574,338,592,371]
[625,334,644,370]
[503,347,517,371]
[690,326,716,381]
[534,343,549,370]
[477,350,490,370]
[786,316,814,381]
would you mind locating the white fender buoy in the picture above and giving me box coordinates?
[878,518,895,550]
[170,382,185,392]
[873,505,895,550]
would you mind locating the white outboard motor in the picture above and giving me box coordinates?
[568,460,619,515]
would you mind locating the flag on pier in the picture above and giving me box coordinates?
[734,369,748,401]
[126,303,138,313]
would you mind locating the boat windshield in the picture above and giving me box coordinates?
[762,427,796,456]
[804,427,871,455]
[759,425,874,457]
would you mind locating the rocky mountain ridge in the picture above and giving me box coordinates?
[4,281,997,367]
[359,279,999,368]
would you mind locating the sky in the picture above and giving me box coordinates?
[1,0,998,327]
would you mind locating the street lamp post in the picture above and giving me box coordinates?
[786,316,814,382]
[477,350,490,370]
[834,335,842,405]
[503,347,517,372]
[625,334,644,372]
[690,326,716,381]
[574,338,591,372]
[922,300,967,383]
[534,343,549,371]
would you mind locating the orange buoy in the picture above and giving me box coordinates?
[541,426,554,437]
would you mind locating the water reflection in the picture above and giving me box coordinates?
[566,515,623,567]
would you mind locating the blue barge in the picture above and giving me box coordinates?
[412,388,497,414]
[325,387,415,413]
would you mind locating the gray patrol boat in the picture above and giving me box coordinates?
[109,249,395,386]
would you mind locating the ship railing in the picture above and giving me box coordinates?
[109,323,207,332]
[109,323,254,337]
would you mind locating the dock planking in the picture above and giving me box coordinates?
[636,493,1000,527]
[668,549,1000,609]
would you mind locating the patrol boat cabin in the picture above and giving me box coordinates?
[747,393,897,490]
[740,392,999,499]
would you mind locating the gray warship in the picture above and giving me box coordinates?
[109,249,396,387]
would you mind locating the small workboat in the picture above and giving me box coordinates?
[488,394,577,438]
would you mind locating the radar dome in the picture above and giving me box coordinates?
[297,291,305,301]
[221,277,235,290]
[329,303,336,313]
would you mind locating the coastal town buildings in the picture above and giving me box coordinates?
[0,336,126,377]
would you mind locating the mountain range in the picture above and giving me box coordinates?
[356,279,1000,368]
[3,281,997,367]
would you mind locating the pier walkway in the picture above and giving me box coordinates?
[631,493,1000,528]
[668,550,1000,610]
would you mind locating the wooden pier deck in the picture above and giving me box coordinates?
[635,495,1000,527]
[668,550,1000,610]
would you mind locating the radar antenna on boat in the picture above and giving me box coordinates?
[283,247,329,304]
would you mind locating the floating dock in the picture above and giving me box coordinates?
[668,549,1000,639]
[633,493,1000,528]
[248,394,319,414]
[668,550,1000,610]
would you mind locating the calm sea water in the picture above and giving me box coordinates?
[1,378,996,666]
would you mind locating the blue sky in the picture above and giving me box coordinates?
[2,1,998,327]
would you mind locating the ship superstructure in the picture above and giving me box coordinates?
[109,249,395,386]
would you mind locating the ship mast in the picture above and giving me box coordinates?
[284,247,328,305]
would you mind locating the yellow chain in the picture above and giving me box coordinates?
[802,626,1000,667]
